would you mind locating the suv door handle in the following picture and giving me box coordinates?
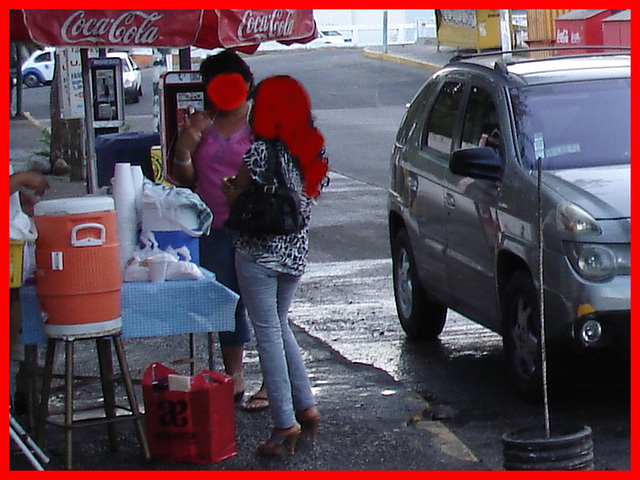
[445,192,456,208]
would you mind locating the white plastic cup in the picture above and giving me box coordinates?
[148,260,169,283]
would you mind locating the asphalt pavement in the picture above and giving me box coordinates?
[9,44,488,471]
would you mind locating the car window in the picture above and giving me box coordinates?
[35,52,51,63]
[461,86,500,153]
[396,80,437,145]
[422,81,464,155]
[512,78,630,170]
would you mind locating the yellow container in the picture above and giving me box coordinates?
[9,240,25,288]
[436,9,502,52]
[150,146,172,185]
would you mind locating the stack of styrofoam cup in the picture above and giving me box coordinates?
[131,165,144,215]
[112,163,138,269]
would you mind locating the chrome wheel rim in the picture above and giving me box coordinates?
[395,247,413,319]
[511,296,538,380]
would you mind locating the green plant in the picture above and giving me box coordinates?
[34,127,51,158]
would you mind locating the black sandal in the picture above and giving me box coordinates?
[241,393,269,412]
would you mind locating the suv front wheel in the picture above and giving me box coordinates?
[392,229,447,340]
[502,271,544,399]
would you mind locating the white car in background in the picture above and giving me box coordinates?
[106,51,144,104]
[307,30,353,47]
[21,49,143,104]
[21,47,55,87]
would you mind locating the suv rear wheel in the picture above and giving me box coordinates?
[502,271,543,399]
[392,229,446,340]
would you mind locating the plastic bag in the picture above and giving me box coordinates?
[123,244,204,283]
[141,182,213,237]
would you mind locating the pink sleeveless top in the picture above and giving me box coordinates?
[193,124,253,229]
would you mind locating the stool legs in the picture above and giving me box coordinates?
[63,340,74,469]
[96,337,118,450]
[112,336,151,461]
[36,335,150,469]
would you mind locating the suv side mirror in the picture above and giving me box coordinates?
[450,147,503,182]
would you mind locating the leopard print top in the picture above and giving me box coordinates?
[234,140,312,276]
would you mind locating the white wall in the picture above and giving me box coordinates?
[313,9,436,45]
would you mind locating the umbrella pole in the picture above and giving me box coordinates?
[81,48,98,194]
[179,48,191,70]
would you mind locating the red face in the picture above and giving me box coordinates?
[206,73,248,111]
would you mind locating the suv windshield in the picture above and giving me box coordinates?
[512,78,630,170]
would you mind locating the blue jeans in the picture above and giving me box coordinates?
[199,228,250,347]
[235,252,316,429]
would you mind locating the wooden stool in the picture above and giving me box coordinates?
[35,332,151,470]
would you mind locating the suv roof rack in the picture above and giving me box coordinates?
[449,45,630,73]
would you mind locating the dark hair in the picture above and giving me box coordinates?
[200,50,254,93]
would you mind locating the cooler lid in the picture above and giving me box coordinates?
[34,196,115,216]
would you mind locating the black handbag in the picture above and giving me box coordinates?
[224,141,305,236]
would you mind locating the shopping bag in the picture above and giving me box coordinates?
[142,362,237,464]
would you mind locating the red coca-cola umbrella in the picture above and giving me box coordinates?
[10,9,317,192]
[10,9,317,51]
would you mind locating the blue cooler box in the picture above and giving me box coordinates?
[151,231,200,265]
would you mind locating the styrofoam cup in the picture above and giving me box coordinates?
[148,260,169,283]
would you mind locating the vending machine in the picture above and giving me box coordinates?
[89,57,125,135]
[159,71,205,181]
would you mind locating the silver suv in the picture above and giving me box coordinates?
[388,49,630,397]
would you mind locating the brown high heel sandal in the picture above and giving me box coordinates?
[296,406,320,442]
[256,423,302,456]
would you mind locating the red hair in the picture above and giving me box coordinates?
[251,75,328,198]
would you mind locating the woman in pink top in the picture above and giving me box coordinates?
[171,50,267,408]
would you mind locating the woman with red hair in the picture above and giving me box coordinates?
[223,75,328,456]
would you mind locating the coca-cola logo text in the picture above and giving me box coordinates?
[237,10,295,42]
[61,11,163,45]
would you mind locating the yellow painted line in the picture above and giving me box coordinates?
[363,48,442,71]
[415,420,480,463]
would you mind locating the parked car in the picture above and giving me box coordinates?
[107,51,143,104]
[307,30,352,48]
[21,47,55,87]
[20,48,143,104]
[388,49,630,398]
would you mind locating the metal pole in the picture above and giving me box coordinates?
[500,10,513,60]
[81,49,98,194]
[382,10,388,54]
[15,45,24,117]
[537,157,551,438]
[179,47,191,70]
[10,414,50,470]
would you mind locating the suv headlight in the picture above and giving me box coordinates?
[563,242,630,282]
[556,203,601,235]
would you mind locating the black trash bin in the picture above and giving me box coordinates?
[95,132,160,187]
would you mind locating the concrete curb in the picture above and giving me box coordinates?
[363,48,442,71]
[23,111,49,132]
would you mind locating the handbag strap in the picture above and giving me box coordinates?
[264,140,288,188]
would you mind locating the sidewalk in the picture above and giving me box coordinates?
[9,113,87,198]
[363,41,461,71]
[10,46,487,471]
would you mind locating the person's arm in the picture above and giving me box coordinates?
[9,171,49,196]
[171,111,212,187]
[221,162,251,206]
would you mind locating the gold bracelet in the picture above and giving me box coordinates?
[174,151,192,166]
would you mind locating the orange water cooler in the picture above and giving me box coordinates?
[34,197,123,338]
